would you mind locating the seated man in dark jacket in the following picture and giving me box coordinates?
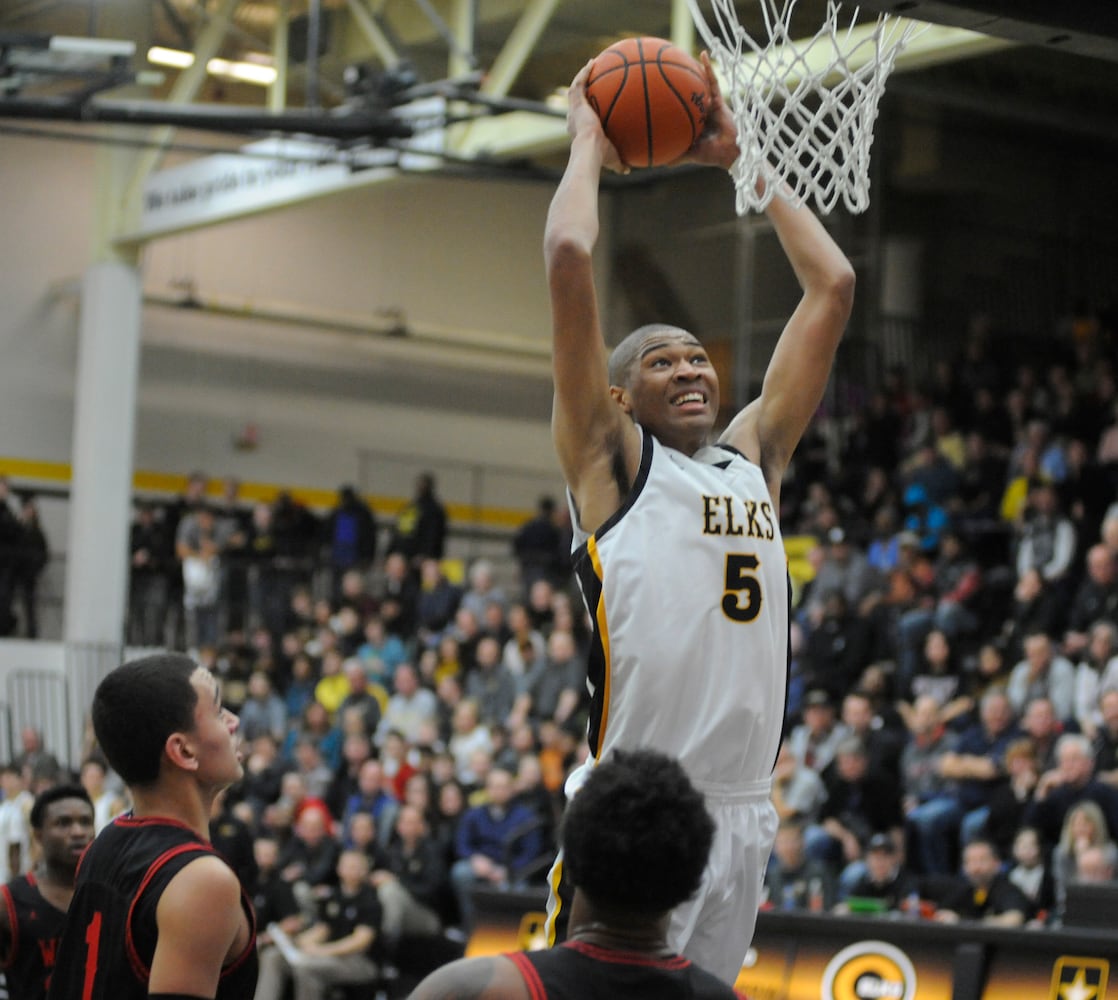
[932,838,1030,927]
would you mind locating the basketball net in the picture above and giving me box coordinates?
[686,0,922,215]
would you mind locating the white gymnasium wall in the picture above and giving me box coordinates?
[0,133,588,545]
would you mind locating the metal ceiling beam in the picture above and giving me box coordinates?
[671,0,696,53]
[448,0,477,78]
[121,0,240,221]
[268,0,288,112]
[480,0,561,98]
[451,21,1012,159]
[345,0,402,69]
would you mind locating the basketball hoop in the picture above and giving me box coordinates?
[686,0,922,215]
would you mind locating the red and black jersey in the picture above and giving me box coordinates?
[1,873,66,1000]
[507,940,748,999]
[46,815,256,1000]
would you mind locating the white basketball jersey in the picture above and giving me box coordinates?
[568,427,789,790]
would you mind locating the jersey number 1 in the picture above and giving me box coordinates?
[723,553,762,622]
[82,911,102,1000]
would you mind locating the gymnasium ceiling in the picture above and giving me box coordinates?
[2,1,1118,423]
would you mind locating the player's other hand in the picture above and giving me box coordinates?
[567,61,628,174]
[676,52,740,171]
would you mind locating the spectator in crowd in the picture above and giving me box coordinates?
[78,755,127,835]
[0,477,24,636]
[764,818,837,912]
[999,568,1065,665]
[459,559,508,627]
[240,671,288,743]
[501,603,547,680]
[1051,799,1117,912]
[1006,825,1056,923]
[512,496,563,597]
[1071,621,1118,739]
[1026,733,1118,850]
[8,495,48,638]
[447,700,493,788]
[377,663,440,747]
[357,615,408,689]
[507,629,583,734]
[389,473,448,568]
[372,804,446,957]
[834,688,904,782]
[278,805,341,906]
[807,737,903,895]
[176,504,230,652]
[325,733,374,820]
[464,636,517,730]
[1064,545,1118,660]
[771,739,827,826]
[336,659,383,737]
[894,528,984,688]
[128,501,174,646]
[937,688,1020,850]
[1015,481,1078,592]
[414,558,462,647]
[341,758,398,839]
[933,838,1030,926]
[1007,632,1076,724]
[901,694,962,875]
[1094,688,1118,786]
[898,629,972,729]
[803,528,880,623]
[253,848,381,1000]
[837,832,921,915]
[322,485,378,599]
[449,767,542,932]
[1018,696,1064,773]
[788,689,847,775]
[801,590,874,702]
[984,738,1041,859]
[0,764,32,881]
[211,788,259,892]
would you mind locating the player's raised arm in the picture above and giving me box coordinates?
[544,63,639,529]
[690,49,854,494]
[726,191,855,487]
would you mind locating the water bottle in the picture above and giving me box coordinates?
[809,877,824,912]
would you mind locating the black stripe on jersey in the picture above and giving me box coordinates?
[715,442,753,465]
[773,570,793,774]
[574,550,607,755]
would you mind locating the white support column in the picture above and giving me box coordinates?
[63,261,142,649]
[64,135,146,765]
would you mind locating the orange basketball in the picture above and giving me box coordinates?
[585,37,710,169]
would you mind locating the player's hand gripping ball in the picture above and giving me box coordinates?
[585,37,711,169]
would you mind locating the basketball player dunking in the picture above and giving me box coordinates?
[543,55,855,983]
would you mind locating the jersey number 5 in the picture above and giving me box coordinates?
[723,553,762,622]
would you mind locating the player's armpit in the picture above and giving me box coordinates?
[150,856,245,998]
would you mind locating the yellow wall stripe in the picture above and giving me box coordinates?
[0,455,530,530]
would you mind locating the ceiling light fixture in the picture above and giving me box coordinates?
[147,47,277,86]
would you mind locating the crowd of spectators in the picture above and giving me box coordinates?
[3,311,1118,984]
[767,316,1118,927]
